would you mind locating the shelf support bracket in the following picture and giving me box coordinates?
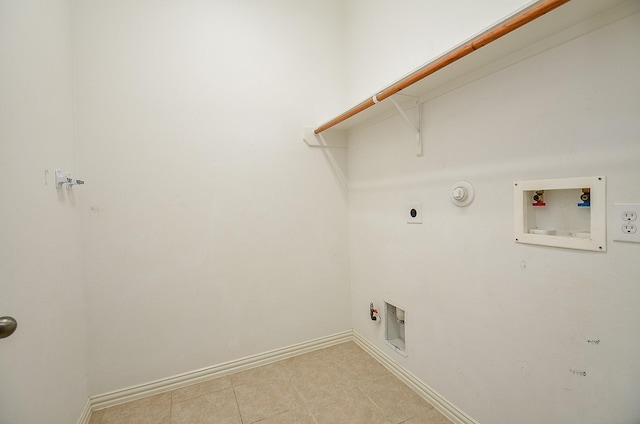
[390,95,422,157]
[303,127,347,149]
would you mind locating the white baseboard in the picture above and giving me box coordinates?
[84,330,351,416]
[76,400,92,424]
[78,329,476,424]
[352,331,479,424]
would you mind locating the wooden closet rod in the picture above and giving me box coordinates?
[314,0,570,135]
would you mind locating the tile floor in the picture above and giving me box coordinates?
[88,341,453,424]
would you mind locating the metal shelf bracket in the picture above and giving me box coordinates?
[390,95,422,157]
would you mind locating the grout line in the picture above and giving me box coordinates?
[231,385,245,424]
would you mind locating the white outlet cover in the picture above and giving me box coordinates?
[406,203,422,224]
[613,203,640,243]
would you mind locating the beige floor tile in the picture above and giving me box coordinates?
[307,386,392,424]
[171,375,232,403]
[323,343,388,379]
[334,352,392,386]
[88,409,104,424]
[90,345,448,424]
[361,375,433,422]
[289,361,351,402]
[253,407,317,424]
[230,361,291,387]
[282,349,331,376]
[234,380,304,423]
[101,410,170,424]
[402,408,455,424]
[171,387,241,424]
[100,392,171,422]
[323,341,368,362]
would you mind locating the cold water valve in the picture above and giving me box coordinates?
[578,188,590,207]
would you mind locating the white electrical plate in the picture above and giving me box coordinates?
[514,176,606,252]
[406,203,422,224]
[613,203,640,243]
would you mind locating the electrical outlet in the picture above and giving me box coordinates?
[613,203,640,243]
[406,203,422,224]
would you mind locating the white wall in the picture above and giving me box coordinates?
[344,0,530,105]
[72,0,351,394]
[0,1,89,423]
[348,5,640,424]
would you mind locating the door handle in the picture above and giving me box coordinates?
[0,316,17,339]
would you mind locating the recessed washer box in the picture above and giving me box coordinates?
[514,176,606,252]
[385,302,407,357]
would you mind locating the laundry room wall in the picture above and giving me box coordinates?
[72,0,351,395]
[347,2,640,423]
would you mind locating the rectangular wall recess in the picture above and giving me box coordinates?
[385,302,407,356]
[514,176,606,251]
